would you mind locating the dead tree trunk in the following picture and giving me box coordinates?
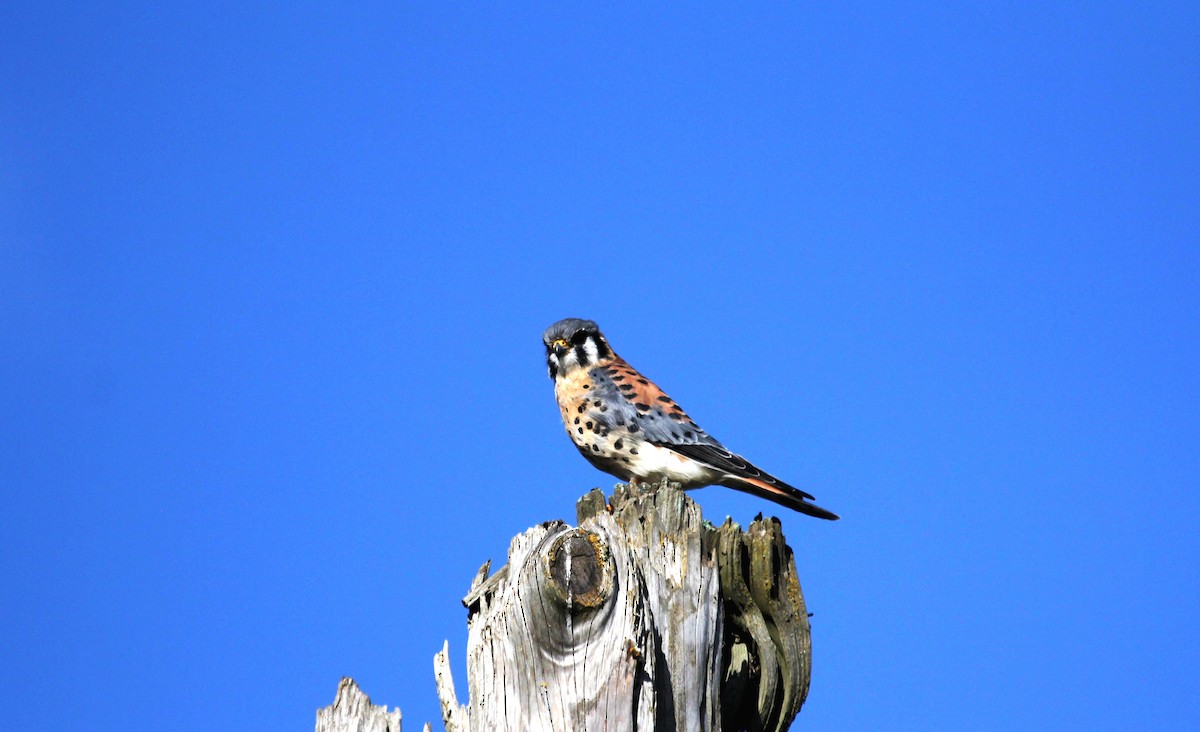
[434,481,814,732]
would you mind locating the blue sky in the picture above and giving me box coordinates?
[2,3,1197,730]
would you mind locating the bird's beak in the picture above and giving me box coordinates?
[552,338,569,356]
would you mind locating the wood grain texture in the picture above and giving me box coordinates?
[315,677,404,732]
[436,481,814,731]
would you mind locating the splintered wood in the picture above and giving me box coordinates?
[436,482,813,732]
[315,677,404,732]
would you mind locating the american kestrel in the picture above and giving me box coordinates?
[543,318,839,520]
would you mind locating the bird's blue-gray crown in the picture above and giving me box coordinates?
[542,318,599,346]
[543,318,611,379]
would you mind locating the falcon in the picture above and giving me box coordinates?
[543,318,839,520]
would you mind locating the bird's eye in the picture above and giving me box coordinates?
[571,331,590,346]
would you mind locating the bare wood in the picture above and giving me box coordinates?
[315,677,403,732]
[715,517,811,730]
[437,481,814,731]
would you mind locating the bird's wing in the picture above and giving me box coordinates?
[588,358,840,520]
[669,443,839,519]
[586,359,720,445]
[663,443,817,501]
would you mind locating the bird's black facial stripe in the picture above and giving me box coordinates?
[593,336,611,360]
[544,324,610,379]
[570,333,611,369]
[569,329,590,365]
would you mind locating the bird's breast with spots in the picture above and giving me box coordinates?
[553,360,722,487]
[555,370,610,447]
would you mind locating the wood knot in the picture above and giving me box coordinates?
[545,529,612,611]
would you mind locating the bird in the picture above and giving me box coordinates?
[542,318,839,520]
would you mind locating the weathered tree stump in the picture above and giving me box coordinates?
[434,481,814,731]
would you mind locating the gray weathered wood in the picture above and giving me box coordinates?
[715,516,811,731]
[315,677,405,732]
[435,481,813,731]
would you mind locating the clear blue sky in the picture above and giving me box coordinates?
[2,3,1197,730]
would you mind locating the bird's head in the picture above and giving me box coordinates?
[543,318,613,380]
